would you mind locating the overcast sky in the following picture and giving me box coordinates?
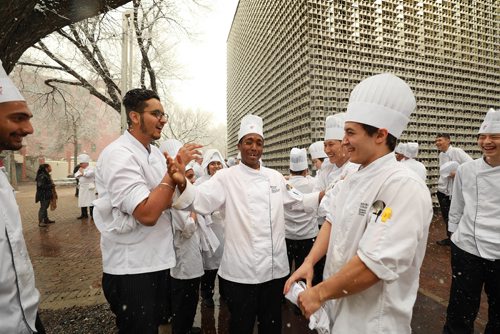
[169,0,239,125]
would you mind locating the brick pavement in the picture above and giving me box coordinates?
[16,182,105,310]
[15,182,488,332]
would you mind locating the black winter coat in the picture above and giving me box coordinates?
[35,173,54,203]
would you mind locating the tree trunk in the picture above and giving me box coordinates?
[0,0,131,73]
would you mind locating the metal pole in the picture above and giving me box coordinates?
[120,11,131,133]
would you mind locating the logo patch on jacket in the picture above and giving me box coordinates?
[358,202,368,216]
[270,185,280,193]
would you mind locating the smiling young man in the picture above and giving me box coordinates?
[169,114,323,334]
[0,61,45,333]
[443,108,500,334]
[93,88,200,333]
[285,73,433,334]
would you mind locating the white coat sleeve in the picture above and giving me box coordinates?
[281,176,319,213]
[83,168,95,178]
[457,149,473,165]
[448,166,465,233]
[357,177,432,282]
[173,173,226,215]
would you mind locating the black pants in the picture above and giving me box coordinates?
[200,269,218,300]
[437,191,452,238]
[38,199,50,222]
[443,243,500,334]
[220,276,284,334]
[312,225,326,285]
[102,270,170,334]
[80,206,94,217]
[171,276,201,334]
[286,238,314,273]
[36,313,46,334]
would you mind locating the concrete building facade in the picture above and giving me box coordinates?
[227,0,499,192]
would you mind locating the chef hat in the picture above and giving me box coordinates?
[324,113,346,141]
[201,148,227,171]
[226,157,236,167]
[159,139,183,157]
[289,148,308,172]
[405,142,419,159]
[238,114,264,141]
[0,60,25,104]
[479,108,500,134]
[308,141,328,159]
[395,142,407,154]
[440,161,459,178]
[346,73,416,139]
[185,161,194,172]
[77,154,90,164]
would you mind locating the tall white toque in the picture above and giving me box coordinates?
[159,138,183,157]
[405,142,419,159]
[479,108,500,134]
[289,148,308,172]
[324,112,346,141]
[238,114,264,141]
[308,141,328,159]
[346,73,416,139]
[77,154,90,164]
[0,60,25,103]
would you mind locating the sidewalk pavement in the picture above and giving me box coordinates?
[15,182,487,333]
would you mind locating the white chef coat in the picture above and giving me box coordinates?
[170,209,204,279]
[449,158,500,260]
[323,153,432,334]
[401,158,427,182]
[0,170,39,333]
[317,160,359,219]
[174,163,319,284]
[284,175,318,240]
[195,175,225,270]
[437,145,472,195]
[75,166,97,207]
[93,130,175,275]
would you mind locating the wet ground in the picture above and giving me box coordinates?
[15,182,487,333]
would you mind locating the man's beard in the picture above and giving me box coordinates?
[139,114,161,140]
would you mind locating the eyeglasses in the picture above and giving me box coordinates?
[149,110,168,121]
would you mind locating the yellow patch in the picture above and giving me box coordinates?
[381,207,392,223]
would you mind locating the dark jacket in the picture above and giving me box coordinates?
[35,172,54,203]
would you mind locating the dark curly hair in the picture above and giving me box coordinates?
[123,89,160,126]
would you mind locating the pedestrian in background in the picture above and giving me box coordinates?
[195,148,227,308]
[74,153,96,220]
[435,133,472,246]
[0,59,45,333]
[35,163,56,227]
[73,162,81,197]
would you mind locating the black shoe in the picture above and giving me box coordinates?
[201,297,215,308]
[46,219,55,224]
[39,221,48,227]
[189,327,201,334]
[76,215,88,219]
[436,238,451,246]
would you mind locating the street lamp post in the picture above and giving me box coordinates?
[121,10,133,132]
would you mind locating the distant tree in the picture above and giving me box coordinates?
[162,106,227,155]
[0,0,132,73]
[163,106,214,144]
[18,0,199,115]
